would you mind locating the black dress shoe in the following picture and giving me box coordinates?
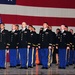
[58,67,62,69]
[0,67,6,69]
[29,66,33,68]
[13,66,16,68]
[28,66,31,68]
[10,66,12,67]
[2,67,6,69]
[66,65,69,67]
[19,67,24,69]
[0,67,2,69]
[41,67,48,69]
[44,67,48,69]
[33,65,36,66]
[16,64,20,66]
[62,67,66,69]
[74,66,75,68]
[58,67,66,69]
[38,64,42,65]
[24,67,28,69]
[10,66,16,68]
[28,66,33,68]
[69,64,73,65]
[41,67,45,69]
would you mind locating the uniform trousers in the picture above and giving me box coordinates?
[9,49,17,66]
[41,48,49,68]
[59,49,66,68]
[0,50,5,68]
[19,48,27,68]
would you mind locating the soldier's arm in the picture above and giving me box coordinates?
[27,30,31,48]
[6,30,10,49]
[38,33,41,49]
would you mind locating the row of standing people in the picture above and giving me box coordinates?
[55,25,75,69]
[0,22,37,69]
[0,22,75,69]
[38,23,75,69]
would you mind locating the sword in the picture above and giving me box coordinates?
[66,46,70,65]
[26,48,29,67]
[50,47,54,64]
[48,46,54,67]
[66,49,70,65]
[48,47,51,67]
[31,47,34,67]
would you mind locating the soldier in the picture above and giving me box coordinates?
[73,32,75,68]
[15,25,20,66]
[32,27,37,66]
[64,26,72,66]
[0,23,9,69]
[15,24,19,31]
[55,28,60,65]
[38,22,53,69]
[28,25,37,68]
[48,26,56,65]
[69,29,74,65]
[9,24,19,67]
[56,25,70,69]
[18,22,30,69]
[38,27,43,65]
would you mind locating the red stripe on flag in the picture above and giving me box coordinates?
[16,0,75,9]
[0,14,75,26]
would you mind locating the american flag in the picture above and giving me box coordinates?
[0,0,75,26]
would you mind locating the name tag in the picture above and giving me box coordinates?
[14,33,17,35]
[24,31,27,33]
[31,33,33,36]
[45,32,48,34]
[63,33,66,36]
[2,33,5,35]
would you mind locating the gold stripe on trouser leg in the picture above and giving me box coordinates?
[31,47,34,67]
[66,49,70,64]
[26,48,29,67]
[5,49,7,68]
[66,49,68,65]
[48,49,51,67]
[50,48,54,64]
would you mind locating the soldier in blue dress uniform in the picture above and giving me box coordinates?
[0,23,9,69]
[38,22,53,69]
[71,32,75,68]
[18,22,30,69]
[28,25,37,68]
[56,25,70,69]
[9,24,19,67]
[15,25,20,66]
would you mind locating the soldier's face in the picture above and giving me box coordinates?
[15,26,19,30]
[60,25,65,31]
[12,25,16,30]
[28,26,32,31]
[1,24,5,30]
[43,23,48,29]
[32,28,35,32]
[56,29,60,34]
[70,29,73,34]
[49,26,52,30]
[64,27,68,31]
[22,22,27,28]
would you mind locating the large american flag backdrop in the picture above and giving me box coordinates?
[0,0,75,32]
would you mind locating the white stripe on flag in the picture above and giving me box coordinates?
[0,4,75,18]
